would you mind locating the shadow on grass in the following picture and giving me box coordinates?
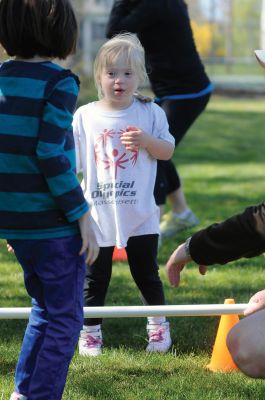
[68,351,265,400]
[0,359,16,375]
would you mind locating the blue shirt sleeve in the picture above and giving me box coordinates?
[36,74,89,222]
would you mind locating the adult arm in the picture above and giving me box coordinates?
[166,202,265,287]
[189,202,265,265]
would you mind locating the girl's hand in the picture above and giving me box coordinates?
[120,125,149,151]
[7,243,14,253]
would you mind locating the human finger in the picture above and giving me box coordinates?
[85,244,99,265]
[166,263,183,287]
[199,265,207,275]
[244,301,264,316]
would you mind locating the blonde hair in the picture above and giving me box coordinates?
[94,32,147,99]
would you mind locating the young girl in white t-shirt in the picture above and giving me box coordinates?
[73,33,175,356]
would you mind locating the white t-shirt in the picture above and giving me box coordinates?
[73,98,175,248]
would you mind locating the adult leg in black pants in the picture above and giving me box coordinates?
[155,94,211,237]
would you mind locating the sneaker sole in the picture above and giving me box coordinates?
[79,349,102,357]
[145,339,172,353]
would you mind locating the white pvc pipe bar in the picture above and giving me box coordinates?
[0,304,248,319]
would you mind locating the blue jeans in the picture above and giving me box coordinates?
[9,235,86,400]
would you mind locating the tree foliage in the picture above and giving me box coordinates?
[191,21,214,56]
[190,0,262,59]
[231,0,261,56]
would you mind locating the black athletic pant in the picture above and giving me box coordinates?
[84,234,165,326]
[154,93,211,205]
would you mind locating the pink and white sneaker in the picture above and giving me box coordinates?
[79,325,103,356]
[10,393,27,400]
[146,321,172,353]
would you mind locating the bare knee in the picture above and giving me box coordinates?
[227,323,265,379]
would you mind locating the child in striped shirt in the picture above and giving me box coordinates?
[0,1,98,399]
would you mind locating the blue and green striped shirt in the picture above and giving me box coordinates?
[0,60,88,239]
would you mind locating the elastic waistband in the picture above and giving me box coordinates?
[155,83,214,102]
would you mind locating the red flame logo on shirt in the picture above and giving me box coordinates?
[94,128,138,178]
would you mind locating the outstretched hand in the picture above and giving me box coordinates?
[244,289,265,316]
[166,243,207,287]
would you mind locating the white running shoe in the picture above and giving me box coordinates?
[79,325,103,357]
[10,393,27,400]
[160,210,199,238]
[146,321,172,353]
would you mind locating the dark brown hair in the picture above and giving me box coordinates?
[0,0,78,59]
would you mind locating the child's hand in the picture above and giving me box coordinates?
[78,211,99,265]
[120,125,149,151]
[7,243,14,253]
[244,290,265,316]
[166,243,207,287]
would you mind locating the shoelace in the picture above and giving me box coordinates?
[84,334,102,348]
[148,327,165,343]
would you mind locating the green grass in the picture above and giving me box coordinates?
[1,96,265,399]
[205,62,265,76]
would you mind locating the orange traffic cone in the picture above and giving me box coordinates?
[207,298,240,372]
[112,247,127,261]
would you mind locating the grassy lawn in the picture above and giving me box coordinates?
[1,96,265,399]
[204,62,265,76]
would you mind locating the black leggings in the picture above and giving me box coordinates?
[84,234,165,326]
[154,93,211,205]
